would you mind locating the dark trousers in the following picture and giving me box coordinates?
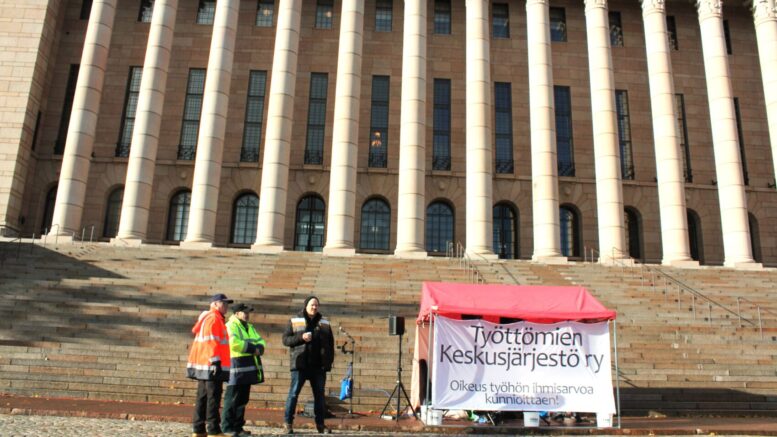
[193,379,224,434]
[284,368,326,426]
[221,384,251,433]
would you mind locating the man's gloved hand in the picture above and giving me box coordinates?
[209,362,221,378]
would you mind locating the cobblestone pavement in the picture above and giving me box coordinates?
[0,414,389,436]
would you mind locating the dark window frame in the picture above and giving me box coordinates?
[375,0,393,32]
[294,194,326,252]
[196,0,216,25]
[55,64,80,155]
[433,79,452,171]
[177,69,206,160]
[241,70,267,163]
[615,89,634,180]
[304,73,329,165]
[667,16,678,50]
[559,204,581,258]
[359,197,391,252]
[315,0,334,29]
[492,3,510,39]
[687,209,703,263]
[434,0,452,35]
[368,76,390,168]
[103,187,124,238]
[116,66,143,158]
[494,82,514,174]
[166,190,191,242]
[550,7,567,42]
[426,200,454,254]
[231,192,259,245]
[80,0,93,20]
[609,11,623,47]
[493,202,518,259]
[675,93,693,182]
[40,186,57,235]
[624,206,642,261]
[256,0,274,27]
[723,19,732,54]
[733,97,749,185]
[554,85,575,177]
[138,0,154,22]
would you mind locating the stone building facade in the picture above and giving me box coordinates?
[0,0,775,267]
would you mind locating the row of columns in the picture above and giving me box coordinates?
[49,0,774,268]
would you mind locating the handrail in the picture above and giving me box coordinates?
[583,245,773,340]
[446,241,487,284]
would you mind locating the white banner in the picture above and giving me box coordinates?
[431,316,615,414]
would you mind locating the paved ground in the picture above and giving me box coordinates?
[2,395,777,436]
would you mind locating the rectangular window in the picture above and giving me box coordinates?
[492,3,509,39]
[375,0,392,32]
[733,97,749,185]
[138,0,154,22]
[116,66,143,158]
[723,19,732,54]
[241,71,267,162]
[550,7,567,42]
[554,86,575,176]
[433,79,451,171]
[434,0,452,35]
[256,0,274,27]
[494,82,513,174]
[80,0,92,20]
[369,76,390,168]
[315,0,333,29]
[55,64,80,155]
[178,69,206,160]
[667,16,678,50]
[196,0,216,25]
[615,90,634,180]
[674,93,692,182]
[305,73,328,165]
[609,11,623,47]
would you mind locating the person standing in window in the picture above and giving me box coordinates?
[282,297,335,434]
[222,303,266,437]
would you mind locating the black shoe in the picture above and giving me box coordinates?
[316,424,331,434]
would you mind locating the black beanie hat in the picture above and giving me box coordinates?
[303,295,319,310]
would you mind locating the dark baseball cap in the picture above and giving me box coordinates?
[210,293,234,304]
[233,303,255,313]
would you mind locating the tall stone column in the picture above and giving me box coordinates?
[527,0,566,264]
[395,0,428,258]
[182,0,240,249]
[48,0,117,238]
[324,0,364,256]
[252,0,302,253]
[641,0,697,267]
[584,0,628,264]
[114,0,178,245]
[696,0,759,268]
[464,0,496,259]
[750,0,777,185]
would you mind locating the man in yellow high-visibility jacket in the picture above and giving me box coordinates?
[221,303,266,437]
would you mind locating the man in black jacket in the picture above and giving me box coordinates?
[282,296,335,434]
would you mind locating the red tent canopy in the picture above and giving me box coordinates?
[416,281,616,324]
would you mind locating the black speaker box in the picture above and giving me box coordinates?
[388,315,405,336]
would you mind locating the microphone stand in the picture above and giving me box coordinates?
[339,325,360,418]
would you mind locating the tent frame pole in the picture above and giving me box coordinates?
[613,319,622,429]
[425,312,435,410]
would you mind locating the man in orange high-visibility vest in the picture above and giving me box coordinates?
[188,293,233,437]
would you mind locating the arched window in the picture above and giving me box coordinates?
[426,201,454,254]
[493,202,518,259]
[231,192,259,244]
[624,207,642,261]
[167,190,191,242]
[748,212,762,263]
[40,186,57,235]
[294,195,325,252]
[559,204,580,257]
[103,187,124,238]
[360,198,390,252]
[687,209,703,263]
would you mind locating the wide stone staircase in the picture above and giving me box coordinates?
[1,241,776,417]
